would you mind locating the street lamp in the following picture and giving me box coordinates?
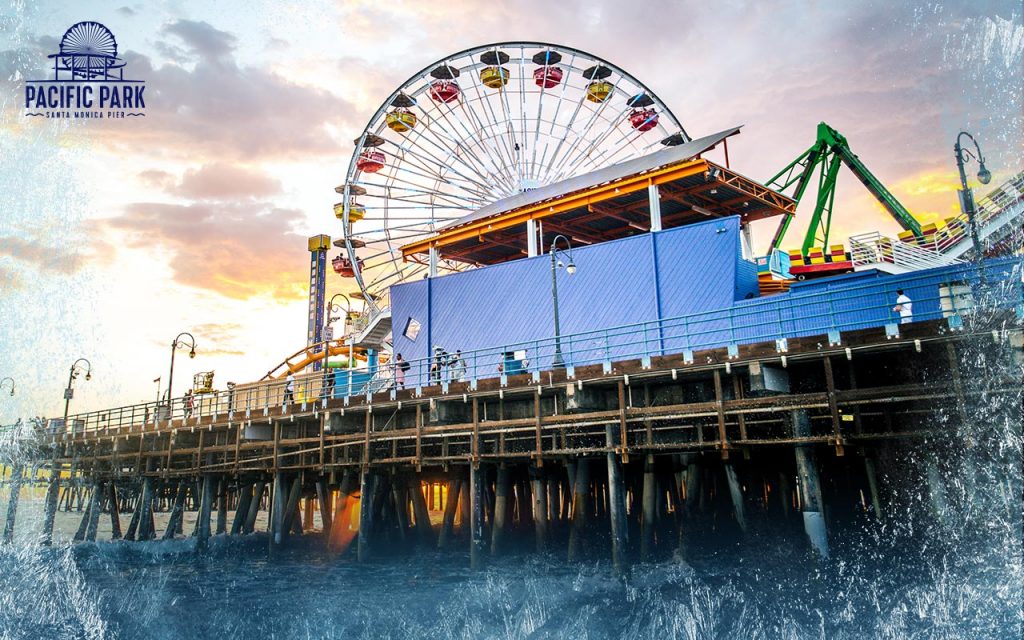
[326,293,354,340]
[954,131,993,261]
[62,358,92,425]
[549,235,577,369]
[0,377,13,397]
[167,332,196,411]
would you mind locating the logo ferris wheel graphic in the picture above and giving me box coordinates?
[47,21,129,81]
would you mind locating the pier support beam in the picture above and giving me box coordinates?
[196,473,215,548]
[606,427,628,571]
[863,454,883,520]
[42,457,61,546]
[531,465,548,552]
[724,464,747,533]
[216,478,228,535]
[469,464,486,569]
[230,483,252,535]
[357,469,377,562]
[792,410,829,559]
[269,472,287,553]
[163,481,187,540]
[438,477,461,549]
[243,481,265,535]
[490,464,510,555]
[108,483,122,540]
[409,476,433,546]
[567,457,590,562]
[138,472,157,540]
[640,454,656,559]
[2,463,24,544]
[316,479,333,535]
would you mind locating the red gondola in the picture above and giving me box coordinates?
[429,79,460,103]
[332,254,364,278]
[356,149,385,173]
[533,66,563,89]
[628,108,659,132]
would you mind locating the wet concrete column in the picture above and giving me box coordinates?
[2,462,24,544]
[163,481,187,540]
[531,465,548,552]
[640,454,657,559]
[490,464,510,555]
[137,464,157,540]
[269,471,286,553]
[42,448,63,546]
[792,410,829,559]
[410,475,434,546]
[243,480,265,535]
[230,483,253,535]
[567,457,590,562]
[606,426,628,571]
[357,469,376,562]
[108,483,122,540]
[85,481,104,542]
[216,478,228,535]
[438,477,461,549]
[724,464,747,533]
[469,464,486,569]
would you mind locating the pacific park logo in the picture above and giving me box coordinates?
[24,21,145,120]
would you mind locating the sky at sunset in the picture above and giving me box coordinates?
[1,0,1022,421]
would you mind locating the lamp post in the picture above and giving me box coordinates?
[954,131,993,261]
[549,235,577,369]
[0,377,13,397]
[328,294,356,395]
[167,332,196,415]
[62,358,92,426]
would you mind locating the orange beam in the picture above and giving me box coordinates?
[401,159,711,257]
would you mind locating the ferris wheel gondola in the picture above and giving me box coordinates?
[336,42,689,309]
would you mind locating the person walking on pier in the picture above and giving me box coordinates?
[395,353,410,389]
[284,372,295,406]
[184,389,195,419]
[452,350,467,382]
[893,289,913,324]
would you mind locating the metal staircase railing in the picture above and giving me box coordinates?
[849,232,962,272]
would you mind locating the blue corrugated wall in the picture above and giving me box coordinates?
[391,217,757,368]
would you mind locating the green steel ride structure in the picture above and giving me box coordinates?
[767,122,924,256]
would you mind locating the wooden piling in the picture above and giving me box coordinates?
[216,478,228,535]
[357,469,376,562]
[469,464,486,569]
[724,464,747,533]
[85,481,104,542]
[316,478,333,535]
[409,476,434,546]
[196,473,215,547]
[270,472,287,552]
[567,457,590,562]
[640,454,656,559]
[438,477,461,549]
[162,481,187,540]
[490,464,510,555]
[108,483,122,540]
[606,426,628,570]
[230,483,254,535]
[792,410,829,559]
[243,481,264,534]
[531,466,548,552]
[2,463,23,544]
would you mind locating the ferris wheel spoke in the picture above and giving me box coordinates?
[393,117,505,195]
[419,106,513,193]
[454,83,520,191]
[384,145,494,201]
[555,103,634,181]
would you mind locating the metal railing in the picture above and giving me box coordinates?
[849,232,962,271]
[57,258,1023,438]
[895,170,1024,254]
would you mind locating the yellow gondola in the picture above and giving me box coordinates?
[480,66,509,89]
[334,201,366,222]
[385,108,417,133]
[586,80,613,103]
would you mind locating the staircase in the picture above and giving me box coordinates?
[849,232,962,274]
[353,307,392,349]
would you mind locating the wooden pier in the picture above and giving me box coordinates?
[5,317,1022,565]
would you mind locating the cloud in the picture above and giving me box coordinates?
[103,201,310,300]
[138,169,175,189]
[117,6,136,17]
[0,264,24,290]
[170,163,282,200]
[0,235,85,274]
[161,19,237,63]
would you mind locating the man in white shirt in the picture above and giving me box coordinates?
[893,289,913,324]
[284,372,295,405]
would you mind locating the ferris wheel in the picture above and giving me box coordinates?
[335,42,688,307]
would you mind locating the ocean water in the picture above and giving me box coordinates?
[0,499,1020,640]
